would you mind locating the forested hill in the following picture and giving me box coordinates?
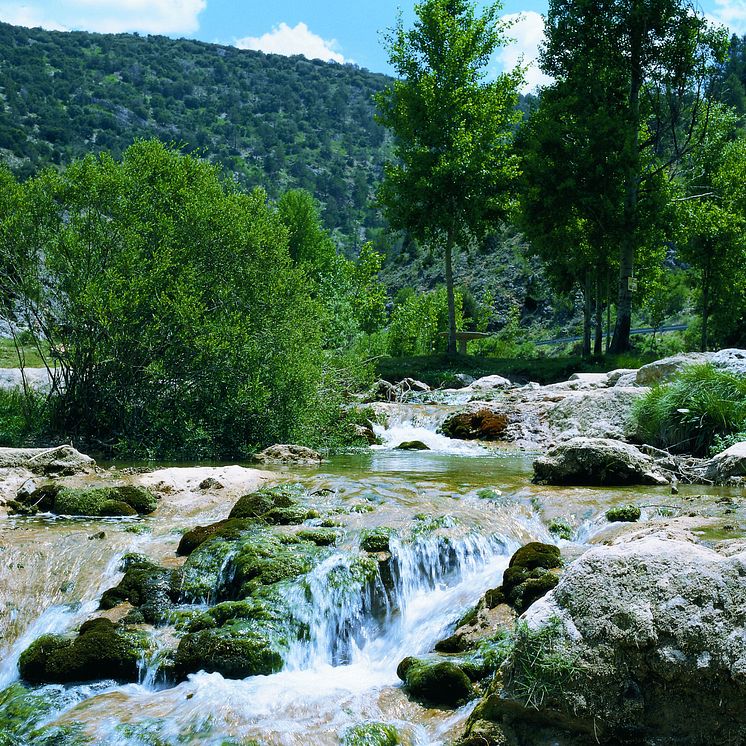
[0,21,392,247]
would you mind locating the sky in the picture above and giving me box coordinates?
[0,0,744,93]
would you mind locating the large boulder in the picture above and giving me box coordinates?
[0,367,53,393]
[252,444,322,465]
[711,348,746,376]
[533,438,670,486]
[544,388,647,442]
[489,533,746,745]
[705,441,746,484]
[397,656,474,707]
[0,446,94,475]
[8,483,158,517]
[633,352,709,386]
[467,375,514,392]
[441,407,512,440]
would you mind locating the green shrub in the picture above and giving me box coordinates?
[634,364,746,456]
[0,389,49,447]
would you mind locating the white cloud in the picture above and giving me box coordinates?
[0,3,68,30]
[498,11,552,94]
[235,22,345,64]
[709,0,746,34]
[0,0,206,35]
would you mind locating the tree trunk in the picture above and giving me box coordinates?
[594,271,603,356]
[701,265,710,352]
[606,271,612,353]
[611,6,643,355]
[582,270,592,358]
[445,233,457,356]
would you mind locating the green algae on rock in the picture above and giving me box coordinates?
[605,504,642,522]
[9,484,158,517]
[360,527,396,553]
[342,721,402,746]
[502,543,562,613]
[396,656,474,707]
[18,618,152,684]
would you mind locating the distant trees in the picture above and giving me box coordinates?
[538,0,727,353]
[376,0,523,355]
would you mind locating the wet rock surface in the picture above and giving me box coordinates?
[251,444,323,464]
[480,532,746,745]
[533,438,671,486]
[0,445,94,475]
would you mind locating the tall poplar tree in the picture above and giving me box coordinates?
[376,0,523,355]
[541,0,726,352]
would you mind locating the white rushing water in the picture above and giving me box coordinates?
[61,527,529,746]
[372,403,488,455]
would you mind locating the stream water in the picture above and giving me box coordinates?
[0,402,743,745]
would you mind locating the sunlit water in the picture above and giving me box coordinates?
[1,401,743,745]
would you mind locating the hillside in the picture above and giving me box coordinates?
[0,21,391,249]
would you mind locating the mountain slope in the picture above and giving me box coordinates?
[0,22,391,248]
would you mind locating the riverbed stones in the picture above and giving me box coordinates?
[252,444,323,464]
[397,656,474,707]
[0,445,94,475]
[705,441,746,484]
[486,533,746,745]
[8,483,158,517]
[533,438,670,486]
[441,407,512,441]
[18,618,150,684]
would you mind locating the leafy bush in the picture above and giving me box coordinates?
[387,287,463,357]
[0,142,355,460]
[634,364,746,456]
[0,390,49,448]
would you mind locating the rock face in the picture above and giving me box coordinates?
[492,533,746,745]
[705,441,746,484]
[0,367,53,392]
[544,388,647,442]
[0,446,94,475]
[467,375,514,392]
[711,348,746,376]
[441,407,512,441]
[533,438,670,486]
[252,444,322,464]
[633,352,710,386]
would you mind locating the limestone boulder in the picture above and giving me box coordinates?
[251,444,323,465]
[441,406,513,441]
[705,441,746,484]
[544,388,647,442]
[493,534,746,744]
[0,445,94,475]
[633,352,709,386]
[533,437,670,486]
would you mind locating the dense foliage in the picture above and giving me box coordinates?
[0,21,390,250]
[0,141,381,458]
[634,365,746,456]
[376,0,522,353]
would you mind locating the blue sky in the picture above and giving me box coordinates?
[0,0,743,92]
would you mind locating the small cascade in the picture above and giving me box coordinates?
[373,403,487,454]
[0,550,126,688]
[282,530,516,675]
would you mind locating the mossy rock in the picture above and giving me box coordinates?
[295,528,340,546]
[99,558,178,623]
[232,531,324,597]
[395,440,430,451]
[177,518,254,556]
[18,618,151,684]
[501,543,562,613]
[11,484,159,517]
[178,536,236,602]
[396,657,474,707]
[228,485,310,525]
[548,520,573,541]
[174,620,284,680]
[507,543,561,572]
[360,527,396,553]
[342,722,401,746]
[606,504,642,522]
